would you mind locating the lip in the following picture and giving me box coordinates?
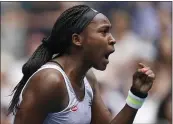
[109,49,115,55]
[105,48,115,59]
[103,57,109,65]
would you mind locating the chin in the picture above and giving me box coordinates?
[98,67,107,71]
[93,64,107,71]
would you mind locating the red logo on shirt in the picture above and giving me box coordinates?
[71,106,78,111]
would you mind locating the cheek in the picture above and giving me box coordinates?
[86,33,106,50]
[85,37,105,59]
[82,30,108,63]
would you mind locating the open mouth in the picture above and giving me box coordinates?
[104,49,115,60]
[105,54,109,59]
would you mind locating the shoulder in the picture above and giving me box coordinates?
[15,68,67,123]
[21,68,66,109]
[24,68,65,94]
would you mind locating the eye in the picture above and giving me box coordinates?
[103,29,108,33]
[100,28,110,36]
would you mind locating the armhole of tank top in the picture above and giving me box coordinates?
[41,64,73,113]
[84,77,93,100]
[19,64,72,113]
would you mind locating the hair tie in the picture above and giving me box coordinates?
[73,8,100,33]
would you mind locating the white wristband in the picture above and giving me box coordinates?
[126,90,146,109]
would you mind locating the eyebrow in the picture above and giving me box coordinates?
[98,24,112,30]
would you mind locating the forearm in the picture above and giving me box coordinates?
[110,104,137,124]
[91,63,154,124]
[110,88,147,124]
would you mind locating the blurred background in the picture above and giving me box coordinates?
[1,1,172,124]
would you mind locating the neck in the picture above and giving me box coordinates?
[53,53,91,86]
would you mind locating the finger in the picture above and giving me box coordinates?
[145,73,154,84]
[138,67,150,73]
[145,70,153,75]
[137,69,143,73]
[138,63,148,68]
[142,67,150,73]
[148,73,155,79]
[135,71,148,81]
[145,73,155,83]
[145,75,155,85]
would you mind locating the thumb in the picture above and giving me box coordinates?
[138,63,147,69]
[138,63,149,73]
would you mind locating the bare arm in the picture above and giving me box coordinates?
[87,70,137,124]
[86,69,112,124]
[87,63,155,124]
[14,69,65,124]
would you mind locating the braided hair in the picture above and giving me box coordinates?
[8,5,91,115]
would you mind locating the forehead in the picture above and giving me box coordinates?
[89,13,111,27]
[81,13,111,35]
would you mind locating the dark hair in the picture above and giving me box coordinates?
[8,4,91,115]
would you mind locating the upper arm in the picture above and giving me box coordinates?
[14,69,64,124]
[86,69,112,124]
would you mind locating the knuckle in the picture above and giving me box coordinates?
[148,70,151,73]
[149,74,155,79]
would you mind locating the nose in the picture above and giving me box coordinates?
[108,34,116,45]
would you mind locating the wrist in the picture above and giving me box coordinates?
[130,87,148,98]
[126,90,147,109]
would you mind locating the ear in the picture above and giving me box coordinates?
[72,33,83,47]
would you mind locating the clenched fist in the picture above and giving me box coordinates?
[132,63,155,95]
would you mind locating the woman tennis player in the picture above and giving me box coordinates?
[8,5,155,124]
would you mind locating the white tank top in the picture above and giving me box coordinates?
[20,63,93,124]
